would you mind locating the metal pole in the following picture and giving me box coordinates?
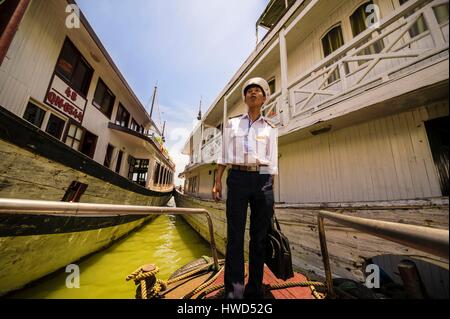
[0,0,31,66]
[149,85,157,118]
[319,210,449,260]
[317,216,335,298]
[0,198,220,270]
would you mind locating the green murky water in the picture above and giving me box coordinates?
[10,199,213,299]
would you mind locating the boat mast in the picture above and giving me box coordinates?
[149,85,157,118]
[197,96,202,120]
[162,121,166,142]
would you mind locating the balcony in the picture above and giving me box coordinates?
[267,0,449,132]
[108,122,174,168]
[201,134,222,164]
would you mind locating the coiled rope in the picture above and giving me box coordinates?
[127,262,327,299]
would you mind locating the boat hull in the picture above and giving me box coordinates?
[0,214,153,296]
[0,107,173,296]
[174,190,449,298]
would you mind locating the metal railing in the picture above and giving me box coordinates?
[0,198,220,270]
[317,210,449,298]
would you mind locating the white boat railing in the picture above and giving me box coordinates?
[288,0,448,118]
[262,91,282,126]
[0,198,220,270]
[201,134,222,163]
[316,210,449,298]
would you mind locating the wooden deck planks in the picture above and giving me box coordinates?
[204,264,315,299]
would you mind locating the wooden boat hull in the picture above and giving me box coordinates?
[0,106,173,206]
[0,214,153,296]
[174,190,449,298]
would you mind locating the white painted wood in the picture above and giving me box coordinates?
[0,0,175,187]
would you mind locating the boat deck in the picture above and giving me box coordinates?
[203,265,316,299]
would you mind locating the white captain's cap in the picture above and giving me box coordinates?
[242,77,271,103]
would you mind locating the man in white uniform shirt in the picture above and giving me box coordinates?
[212,77,278,299]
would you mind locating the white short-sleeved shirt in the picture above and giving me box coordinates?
[217,113,278,175]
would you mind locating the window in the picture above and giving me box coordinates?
[322,25,345,84]
[104,144,115,168]
[350,1,384,64]
[350,2,376,36]
[93,78,115,118]
[45,114,66,139]
[115,150,123,174]
[115,103,130,128]
[268,77,276,96]
[128,156,149,186]
[65,124,84,150]
[56,39,93,96]
[80,130,97,159]
[23,102,46,128]
[434,3,449,25]
[322,25,345,57]
[399,0,428,38]
[62,181,88,202]
[154,163,161,185]
[130,119,140,132]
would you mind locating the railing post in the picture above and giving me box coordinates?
[279,28,290,126]
[317,215,336,298]
[422,4,446,47]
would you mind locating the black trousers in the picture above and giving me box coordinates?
[224,169,274,299]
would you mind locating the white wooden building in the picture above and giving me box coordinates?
[0,0,175,192]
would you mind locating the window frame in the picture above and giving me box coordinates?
[320,23,345,85]
[130,118,140,132]
[64,122,85,151]
[23,102,46,128]
[55,38,94,98]
[127,155,149,186]
[45,113,67,140]
[321,23,345,58]
[79,129,98,159]
[115,103,131,128]
[115,150,124,174]
[93,78,116,119]
[103,144,115,168]
[349,1,376,37]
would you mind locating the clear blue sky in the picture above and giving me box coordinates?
[76,0,269,183]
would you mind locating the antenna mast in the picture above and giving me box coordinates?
[197,96,202,120]
[149,84,157,118]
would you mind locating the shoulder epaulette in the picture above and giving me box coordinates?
[263,118,276,128]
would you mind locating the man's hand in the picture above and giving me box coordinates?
[212,180,222,201]
[212,164,226,201]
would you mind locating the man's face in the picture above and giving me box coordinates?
[244,85,266,109]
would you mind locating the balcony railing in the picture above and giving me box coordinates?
[262,91,282,126]
[201,134,222,163]
[289,0,448,118]
[253,0,448,128]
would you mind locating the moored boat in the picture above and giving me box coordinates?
[0,0,175,296]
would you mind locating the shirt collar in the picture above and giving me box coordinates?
[241,113,264,124]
